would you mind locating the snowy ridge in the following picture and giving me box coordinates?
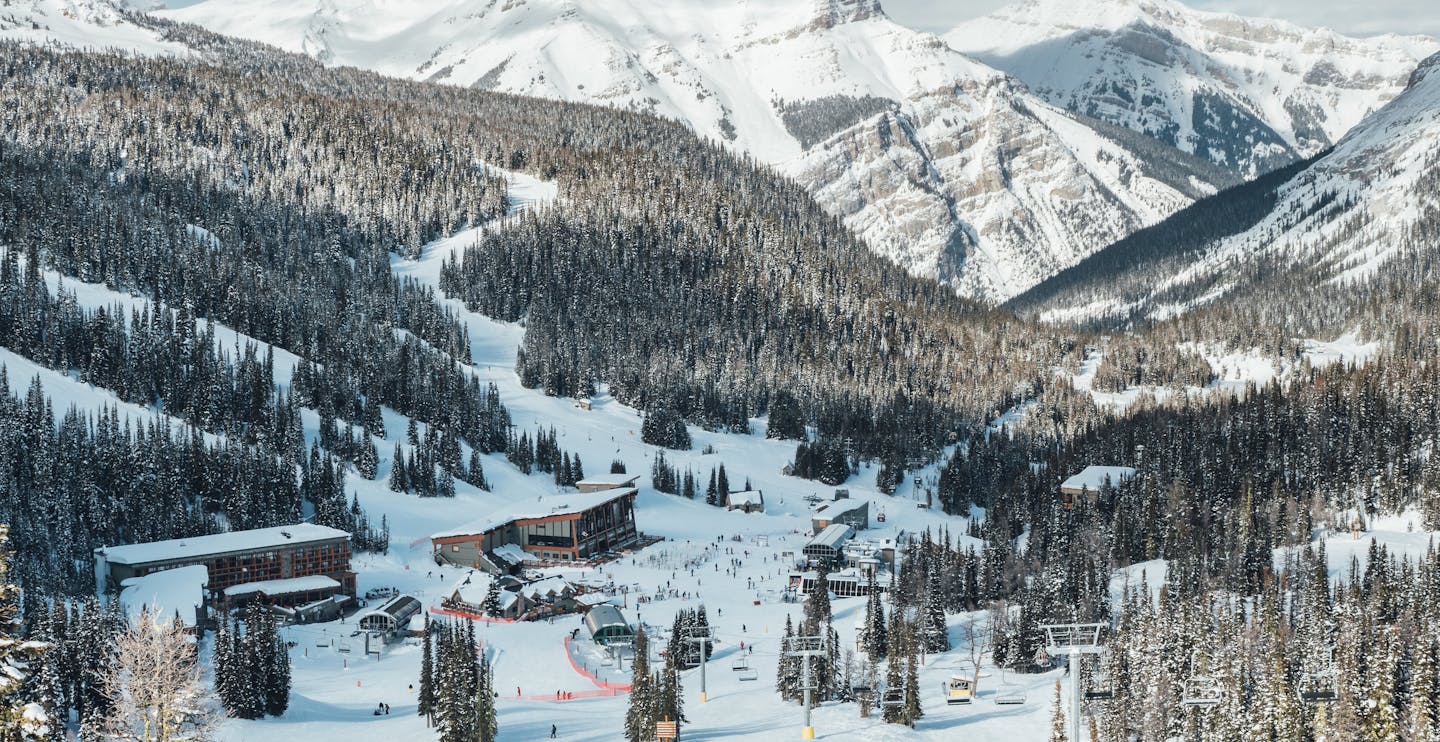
[157,0,1231,302]
[0,0,183,54]
[948,0,1438,177]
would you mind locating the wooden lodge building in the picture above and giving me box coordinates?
[95,524,356,607]
[431,487,640,571]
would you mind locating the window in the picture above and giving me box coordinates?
[452,545,460,553]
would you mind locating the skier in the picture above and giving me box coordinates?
[551,724,558,738]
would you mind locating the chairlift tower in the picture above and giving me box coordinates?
[683,624,714,703]
[784,634,826,740]
[1041,623,1106,742]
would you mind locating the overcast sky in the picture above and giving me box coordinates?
[883,0,1440,38]
[158,0,1440,39]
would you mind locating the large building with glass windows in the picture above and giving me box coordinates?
[431,487,639,571]
[94,524,356,606]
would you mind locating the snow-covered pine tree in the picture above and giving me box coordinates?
[623,625,654,742]
[419,618,435,725]
[263,609,291,717]
[0,524,47,740]
[474,649,497,742]
[922,568,949,653]
[862,584,888,661]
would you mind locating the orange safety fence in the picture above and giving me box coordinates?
[563,636,632,692]
[515,689,623,702]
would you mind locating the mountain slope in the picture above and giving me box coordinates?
[948,0,1438,178]
[1009,51,1440,329]
[157,0,1234,302]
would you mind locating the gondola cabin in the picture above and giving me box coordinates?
[945,675,976,705]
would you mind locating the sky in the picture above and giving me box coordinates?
[879,0,1439,39]
[155,0,1439,39]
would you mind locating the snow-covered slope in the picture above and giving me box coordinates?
[948,0,1438,178]
[1026,51,1440,325]
[0,0,181,53]
[156,0,1233,302]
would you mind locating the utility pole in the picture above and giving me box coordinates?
[784,635,826,740]
[684,625,714,703]
[1040,623,1106,742]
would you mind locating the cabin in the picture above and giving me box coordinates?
[357,595,423,640]
[1059,466,1137,509]
[431,487,640,570]
[802,524,855,565]
[725,490,765,513]
[444,572,527,620]
[811,499,868,532]
[583,604,635,646]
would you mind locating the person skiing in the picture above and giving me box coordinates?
[551,724,558,738]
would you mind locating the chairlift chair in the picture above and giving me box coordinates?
[994,669,1028,705]
[881,688,906,708]
[944,675,975,705]
[1180,675,1225,707]
[1084,669,1113,700]
[994,683,1027,705]
[338,640,352,654]
[1299,669,1339,703]
[731,657,750,671]
[738,669,759,682]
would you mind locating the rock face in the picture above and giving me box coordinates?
[157,0,1235,302]
[948,0,1438,178]
[1014,51,1440,327]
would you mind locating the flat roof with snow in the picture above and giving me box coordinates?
[1060,466,1137,493]
[119,564,209,628]
[575,473,640,488]
[431,487,637,541]
[222,575,341,598]
[98,524,351,566]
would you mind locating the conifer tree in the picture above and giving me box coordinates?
[0,525,47,740]
[1049,680,1067,742]
[419,620,436,726]
[624,626,654,742]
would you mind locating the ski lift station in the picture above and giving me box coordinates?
[801,524,854,565]
[584,604,635,646]
[357,594,422,640]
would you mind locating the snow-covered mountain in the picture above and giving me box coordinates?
[0,0,180,52]
[149,0,1234,302]
[1014,51,1440,326]
[947,0,1438,178]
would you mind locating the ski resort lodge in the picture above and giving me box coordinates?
[574,473,640,493]
[94,524,357,608]
[802,524,855,565]
[430,487,640,570]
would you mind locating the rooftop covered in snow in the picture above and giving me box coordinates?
[97,524,351,566]
[431,487,637,541]
[222,575,342,598]
[118,564,209,629]
[1060,465,1137,494]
